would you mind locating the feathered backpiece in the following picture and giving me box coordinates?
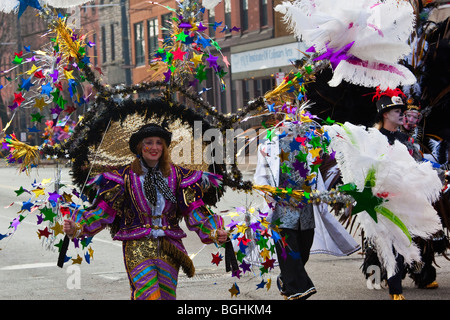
[275,0,417,89]
[324,122,443,277]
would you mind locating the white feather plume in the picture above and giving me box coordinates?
[202,0,223,11]
[275,0,416,89]
[324,122,442,278]
[43,0,93,8]
[0,0,93,13]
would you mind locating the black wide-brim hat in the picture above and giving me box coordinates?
[129,123,172,154]
[376,95,407,116]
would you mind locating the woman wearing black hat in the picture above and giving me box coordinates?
[370,90,422,300]
[63,122,227,300]
[374,93,422,160]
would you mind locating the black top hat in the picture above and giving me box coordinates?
[376,95,406,118]
[129,123,172,154]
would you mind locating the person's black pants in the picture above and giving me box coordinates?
[387,253,405,294]
[275,228,316,299]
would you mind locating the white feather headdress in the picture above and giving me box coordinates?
[275,0,417,89]
[324,122,442,278]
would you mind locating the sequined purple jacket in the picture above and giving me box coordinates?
[71,163,223,254]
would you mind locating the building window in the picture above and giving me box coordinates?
[224,0,231,28]
[148,18,159,61]
[260,0,268,27]
[241,0,248,31]
[101,25,107,63]
[161,13,173,44]
[208,8,215,38]
[134,22,145,66]
[110,24,115,61]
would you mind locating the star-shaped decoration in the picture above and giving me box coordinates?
[280,162,291,174]
[63,69,75,80]
[31,112,44,123]
[262,258,276,270]
[175,31,189,42]
[190,52,203,68]
[256,279,267,290]
[40,83,53,97]
[172,47,187,61]
[20,77,34,91]
[71,254,83,265]
[21,199,34,212]
[33,97,46,111]
[84,251,91,264]
[197,22,208,32]
[31,187,45,197]
[222,55,230,67]
[34,70,45,79]
[17,0,42,18]
[49,69,59,83]
[88,247,94,259]
[239,260,252,274]
[211,252,223,266]
[50,221,64,237]
[309,147,321,158]
[229,283,240,298]
[37,227,52,239]
[197,35,211,48]
[289,138,302,152]
[27,64,39,76]
[48,191,62,204]
[14,186,28,196]
[13,92,25,106]
[339,183,384,223]
[40,206,57,222]
[195,64,207,83]
[206,54,218,69]
[279,149,290,162]
[54,239,64,252]
[256,236,269,250]
[12,55,23,65]
[260,247,271,260]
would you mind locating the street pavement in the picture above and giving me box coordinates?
[0,164,450,302]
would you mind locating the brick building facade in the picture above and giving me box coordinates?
[125,0,302,114]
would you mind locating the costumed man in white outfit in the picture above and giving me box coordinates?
[254,125,360,300]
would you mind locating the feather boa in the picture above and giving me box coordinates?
[324,122,442,278]
[275,0,416,89]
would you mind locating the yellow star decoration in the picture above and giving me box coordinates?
[34,97,47,112]
[41,178,52,185]
[229,283,239,298]
[26,64,39,75]
[71,254,83,265]
[50,221,64,237]
[31,187,45,197]
[62,192,73,203]
[236,223,248,234]
[227,211,240,218]
[279,149,290,162]
[260,247,271,260]
[260,217,269,229]
[88,247,94,259]
[266,278,272,291]
[64,69,75,80]
[190,52,203,68]
[309,147,321,158]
